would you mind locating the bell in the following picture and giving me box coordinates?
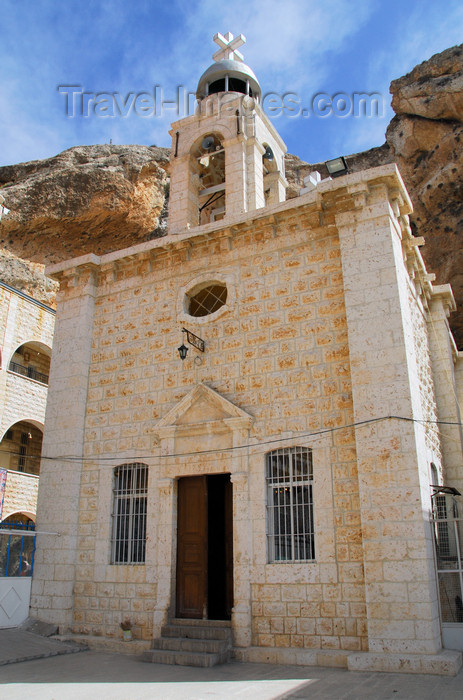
[263,146,274,162]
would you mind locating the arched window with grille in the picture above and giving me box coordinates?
[266,447,314,562]
[111,463,148,564]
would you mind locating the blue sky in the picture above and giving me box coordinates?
[1,0,462,167]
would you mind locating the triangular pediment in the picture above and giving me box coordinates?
[155,383,253,432]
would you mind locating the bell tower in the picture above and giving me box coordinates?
[168,32,287,233]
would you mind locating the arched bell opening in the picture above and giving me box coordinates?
[262,143,280,207]
[189,133,226,226]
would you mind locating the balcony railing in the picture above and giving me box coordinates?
[8,362,49,385]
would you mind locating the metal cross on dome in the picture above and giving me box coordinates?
[212,32,246,63]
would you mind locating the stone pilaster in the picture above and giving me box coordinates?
[223,135,248,217]
[152,475,175,637]
[245,137,265,211]
[230,469,252,647]
[30,264,98,630]
[336,183,442,661]
[428,288,463,494]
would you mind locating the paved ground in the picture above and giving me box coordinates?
[0,628,86,666]
[1,629,463,699]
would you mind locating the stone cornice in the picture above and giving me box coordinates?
[46,163,409,280]
[430,284,457,315]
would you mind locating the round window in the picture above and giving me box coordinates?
[187,283,227,317]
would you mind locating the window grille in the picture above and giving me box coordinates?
[111,463,148,564]
[432,494,463,623]
[18,432,28,471]
[187,284,227,317]
[266,446,314,562]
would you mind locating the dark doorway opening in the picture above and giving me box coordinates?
[207,474,233,620]
[176,474,233,620]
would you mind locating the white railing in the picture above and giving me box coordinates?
[432,496,463,625]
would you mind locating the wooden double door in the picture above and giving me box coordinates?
[176,474,233,620]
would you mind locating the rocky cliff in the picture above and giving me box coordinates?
[287,44,463,345]
[0,144,170,262]
[387,44,463,344]
[0,44,461,342]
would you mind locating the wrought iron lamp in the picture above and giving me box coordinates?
[178,328,205,361]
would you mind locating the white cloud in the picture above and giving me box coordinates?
[367,2,463,100]
[1,0,461,167]
[180,0,374,93]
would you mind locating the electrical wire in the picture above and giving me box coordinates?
[7,413,459,466]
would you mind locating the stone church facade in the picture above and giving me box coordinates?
[31,34,463,673]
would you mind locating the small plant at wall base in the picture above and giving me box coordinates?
[120,619,132,641]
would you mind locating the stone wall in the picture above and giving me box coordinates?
[2,372,48,438]
[33,182,368,649]
[1,470,39,520]
[0,285,54,435]
[79,207,361,647]
[0,284,54,520]
[30,163,461,674]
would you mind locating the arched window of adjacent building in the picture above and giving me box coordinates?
[266,446,315,562]
[189,133,225,226]
[111,463,148,565]
[1,513,35,526]
[8,341,51,385]
[0,420,43,475]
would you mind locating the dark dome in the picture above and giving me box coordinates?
[196,59,261,100]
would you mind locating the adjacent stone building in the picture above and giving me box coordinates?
[31,34,463,673]
[0,282,54,523]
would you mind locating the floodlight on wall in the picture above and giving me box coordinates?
[325,156,348,178]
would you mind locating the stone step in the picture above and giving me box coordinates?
[169,618,231,628]
[140,648,228,667]
[152,636,229,654]
[142,619,232,667]
[161,624,231,641]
